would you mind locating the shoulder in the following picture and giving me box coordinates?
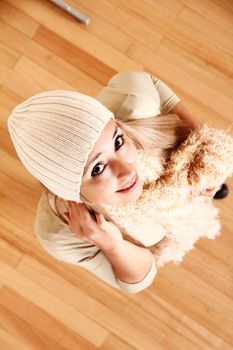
[34,189,68,240]
[96,70,161,120]
[34,190,101,264]
[97,70,157,100]
[106,70,152,89]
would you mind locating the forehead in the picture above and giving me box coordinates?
[83,118,117,174]
[88,118,116,155]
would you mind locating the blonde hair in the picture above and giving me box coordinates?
[42,113,190,234]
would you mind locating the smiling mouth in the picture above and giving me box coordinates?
[117,174,138,192]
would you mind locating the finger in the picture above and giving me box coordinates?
[68,203,84,226]
[77,203,93,223]
[95,212,105,226]
[70,203,98,232]
[69,202,87,220]
[65,208,84,237]
[63,212,70,223]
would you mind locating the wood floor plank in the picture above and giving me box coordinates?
[64,2,133,54]
[156,39,233,101]
[0,61,12,86]
[0,326,32,350]
[131,290,232,350]
[0,304,67,350]
[0,24,103,94]
[17,255,128,316]
[112,0,233,78]
[149,272,233,346]
[177,6,233,55]
[0,261,108,347]
[0,215,131,314]
[0,147,38,190]
[162,85,233,131]
[0,203,63,261]
[178,0,233,34]
[205,0,233,16]
[0,42,20,69]
[16,255,164,350]
[0,0,39,37]
[127,42,233,120]
[0,86,21,114]
[68,0,163,52]
[33,25,117,86]
[182,246,233,299]
[159,265,233,322]
[5,0,142,72]
[121,301,203,350]
[0,0,232,348]
[0,287,98,350]
[141,0,184,20]
[0,238,23,267]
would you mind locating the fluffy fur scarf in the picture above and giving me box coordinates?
[101,124,233,267]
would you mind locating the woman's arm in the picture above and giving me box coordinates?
[36,230,156,293]
[169,101,201,131]
[151,75,201,131]
[97,238,155,284]
[35,190,157,293]
[65,202,157,289]
[65,201,157,285]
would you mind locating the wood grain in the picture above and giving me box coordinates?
[0,0,233,349]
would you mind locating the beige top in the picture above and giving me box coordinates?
[34,71,181,293]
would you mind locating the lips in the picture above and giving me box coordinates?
[117,174,138,192]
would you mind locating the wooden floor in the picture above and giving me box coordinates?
[0,0,233,349]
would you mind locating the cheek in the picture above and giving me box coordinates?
[81,181,114,205]
[126,141,138,160]
[81,177,114,200]
[81,141,138,199]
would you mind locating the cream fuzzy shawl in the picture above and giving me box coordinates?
[101,124,233,268]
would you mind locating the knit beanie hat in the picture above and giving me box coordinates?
[7,90,114,201]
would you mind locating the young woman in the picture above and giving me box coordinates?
[7,71,227,293]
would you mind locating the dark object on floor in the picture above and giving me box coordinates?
[213,183,229,199]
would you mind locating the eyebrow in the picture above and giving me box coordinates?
[84,126,118,174]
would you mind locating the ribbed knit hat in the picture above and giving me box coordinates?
[8,90,114,201]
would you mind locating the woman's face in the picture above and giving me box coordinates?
[80,118,143,205]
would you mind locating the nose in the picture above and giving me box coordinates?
[112,159,135,180]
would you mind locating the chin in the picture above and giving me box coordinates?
[117,183,143,205]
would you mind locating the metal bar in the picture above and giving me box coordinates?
[49,0,90,25]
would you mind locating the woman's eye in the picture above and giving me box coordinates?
[91,133,125,177]
[91,163,106,177]
[115,134,124,150]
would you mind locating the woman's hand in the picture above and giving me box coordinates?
[64,202,124,252]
